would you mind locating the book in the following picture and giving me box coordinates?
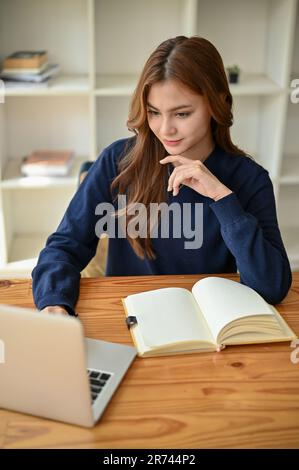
[3,50,48,69]
[21,150,75,177]
[122,276,297,357]
[0,63,60,83]
[1,61,49,75]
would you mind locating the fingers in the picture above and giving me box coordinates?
[160,155,187,166]
[168,165,199,196]
[161,157,203,188]
[172,169,194,196]
[161,156,220,199]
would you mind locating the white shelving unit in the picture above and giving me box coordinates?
[0,0,298,277]
[277,1,299,270]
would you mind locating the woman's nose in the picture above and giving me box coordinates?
[160,117,176,136]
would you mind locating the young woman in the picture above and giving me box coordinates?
[32,36,292,316]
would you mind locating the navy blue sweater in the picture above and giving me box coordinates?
[32,137,292,315]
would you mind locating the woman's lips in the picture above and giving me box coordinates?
[163,139,183,146]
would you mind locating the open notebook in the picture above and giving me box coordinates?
[121,276,296,357]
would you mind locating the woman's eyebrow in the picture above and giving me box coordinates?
[147,102,193,111]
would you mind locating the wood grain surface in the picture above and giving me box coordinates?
[0,273,298,449]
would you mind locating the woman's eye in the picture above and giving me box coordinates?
[147,110,160,116]
[147,110,190,118]
[176,112,190,118]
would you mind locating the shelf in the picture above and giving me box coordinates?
[2,72,285,98]
[279,154,299,184]
[93,73,284,97]
[0,232,49,278]
[228,73,283,96]
[0,156,87,189]
[3,75,90,96]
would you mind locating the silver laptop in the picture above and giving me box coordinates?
[0,303,136,427]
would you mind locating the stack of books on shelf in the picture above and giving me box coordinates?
[21,150,75,177]
[0,50,60,88]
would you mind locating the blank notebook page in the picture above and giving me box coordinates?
[125,287,214,348]
[192,277,274,341]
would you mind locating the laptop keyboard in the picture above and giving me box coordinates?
[87,368,112,403]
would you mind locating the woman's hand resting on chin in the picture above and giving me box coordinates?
[160,154,233,201]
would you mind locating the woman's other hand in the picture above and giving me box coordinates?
[40,305,69,315]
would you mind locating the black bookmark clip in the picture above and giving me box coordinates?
[126,316,138,329]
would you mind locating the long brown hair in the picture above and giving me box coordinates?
[111,35,247,260]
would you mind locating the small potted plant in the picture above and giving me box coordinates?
[226,64,240,84]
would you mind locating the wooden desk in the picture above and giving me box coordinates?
[0,273,299,449]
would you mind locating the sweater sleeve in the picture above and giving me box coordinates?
[31,146,115,315]
[209,170,292,304]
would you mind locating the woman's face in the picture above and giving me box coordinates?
[147,79,214,160]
